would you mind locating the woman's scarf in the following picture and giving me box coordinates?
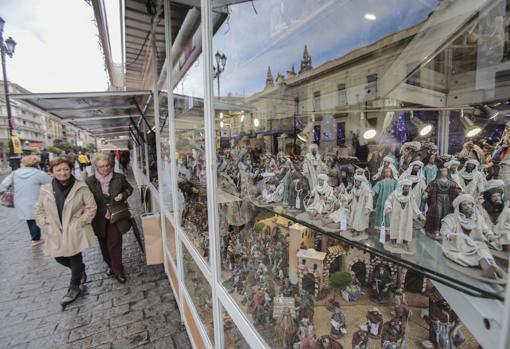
[95,171,113,196]
[52,175,76,222]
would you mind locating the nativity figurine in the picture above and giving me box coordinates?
[360,307,383,338]
[373,167,398,230]
[398,160,427,211]
[302,143,328,189]
[384,179,425,254]
[330,306,347,338]
[481,179,510,251]
[440,194,505,281]
[370,264,393,304]
[347,175,373,238]
[423,166,461,240]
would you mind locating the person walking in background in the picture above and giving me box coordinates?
[86,153,133,283]
[109,150,116,168]
[78,152,90,173]
[39,149,49,172]
[0,155,52,246]
[119,150,130,173]
[35,157,97,307]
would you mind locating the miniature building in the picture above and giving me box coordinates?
[297,248,327,297]
[288,224,315,284]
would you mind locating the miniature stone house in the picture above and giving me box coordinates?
[289,224,315,284]
[297,248,327,297]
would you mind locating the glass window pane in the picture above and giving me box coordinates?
[164,215,177,263]
[175,51,210,262]
[183,246,214,345]
[211,0,507,347]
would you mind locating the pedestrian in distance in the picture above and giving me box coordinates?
[86,153,133,284]
[0,155,52,246]
[35,157,97,308]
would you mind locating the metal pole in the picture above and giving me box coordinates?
[0,31,19,170]
[201,0,224,347]
[217,71,220,97]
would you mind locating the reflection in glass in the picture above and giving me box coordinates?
[183,247,214,344]
[208,0,508,347]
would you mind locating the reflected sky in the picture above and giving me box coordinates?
[178,0,438,97]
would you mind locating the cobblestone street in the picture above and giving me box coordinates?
[0,176,191,349]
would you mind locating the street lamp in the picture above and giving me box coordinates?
[213,51,227,97]
[0,17,19,170]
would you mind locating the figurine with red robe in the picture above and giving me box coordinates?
[424,166,460,240]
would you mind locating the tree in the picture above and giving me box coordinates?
[329,272,352,300]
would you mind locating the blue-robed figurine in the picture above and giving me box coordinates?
[373,167,398,229]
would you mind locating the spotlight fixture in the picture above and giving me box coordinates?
[460,109,481,138]
[360,112,376,140]
[410,111,433,137]
[364,13,376,20]
[240,113,245,122]
[220,120,224,128]
[253,118,260,127]
[297,134,308,143]
[482,105,499,120]
[220,112,224,119]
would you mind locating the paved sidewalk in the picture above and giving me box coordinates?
[0,178,191,349]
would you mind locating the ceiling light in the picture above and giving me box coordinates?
[253,118,260,127]
[410,111,433,137]
[364,13,376,21]
[220,112,224,119]
[220,120,224,128]
[240,113,245,122]
[460,110,481,138]
[360,112,377,140]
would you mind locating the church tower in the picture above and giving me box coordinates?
[299,45,312,74]
[265,66,274,89]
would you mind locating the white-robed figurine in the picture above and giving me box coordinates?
[302,143,327,189]
[441,194,504,280]
[398,160,427,210]
[458,159,485,200]
[445,159,464,191]
[372,155,399,181]
[384,178,425,253]
[481,179,510,251]
[306,174,337,217]
[348,175,373,237]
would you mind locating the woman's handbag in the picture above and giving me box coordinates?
[0,186,14,208]
[106,202,131,223]
[0,173,14,208]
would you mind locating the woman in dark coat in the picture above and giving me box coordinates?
[85,152,133,283]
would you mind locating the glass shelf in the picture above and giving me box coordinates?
[252,202,506,301]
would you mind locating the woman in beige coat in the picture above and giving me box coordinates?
[35,157,97,308]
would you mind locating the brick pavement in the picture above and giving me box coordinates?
[0,176,191,349]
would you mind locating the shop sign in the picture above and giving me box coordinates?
[11,136,22,154]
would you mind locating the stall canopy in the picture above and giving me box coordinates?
[10,90,152,138]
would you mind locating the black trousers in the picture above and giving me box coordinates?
[55,253,84,287]
[98,222,124,276]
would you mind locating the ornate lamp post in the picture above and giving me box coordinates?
[213,51,226,97]
[0,17,19,170]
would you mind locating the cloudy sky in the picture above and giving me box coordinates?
[179,0,438,98]
[0,0,109,92]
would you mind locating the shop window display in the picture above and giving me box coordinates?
[174,54,211,261]
[202,0,510,347]
[183,246,214,344]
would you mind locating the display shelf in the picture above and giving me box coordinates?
[255,203,506,301]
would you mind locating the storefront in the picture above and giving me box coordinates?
[11,0,510,348]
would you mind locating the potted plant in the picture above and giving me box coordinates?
[327,272,352,311]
